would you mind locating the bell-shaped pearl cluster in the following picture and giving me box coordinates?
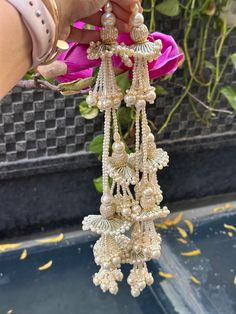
[93,267,123,295]
[94,235,122,269]
[127,264,154,297]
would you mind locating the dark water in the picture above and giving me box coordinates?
[0,205,235,314]
[0,234,166,314]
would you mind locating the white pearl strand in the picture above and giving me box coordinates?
[102,108,111,192]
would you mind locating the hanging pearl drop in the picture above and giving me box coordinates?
[101,12,116,27]
[131,13,144,27]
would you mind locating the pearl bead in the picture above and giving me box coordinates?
[110,286,118,295]
[112,257,121,265]
[112,142,125,153]
[113,98,121,107]
[93,277,99,286]
[101,283,107,292]
[101,193,113,204]
[138,281,146,290]
[86,95,94,106]
[103,99,112,109]
[122,208,130,216]
[147,133,155,142]
[103,262,110,269]
[131,289,140,298]
[132,205,141,214]
[101,12,116,27]
[143,187,154,197]
[131,13,144,27]
[100,204,115,218]
[146,91,156,104]
[116,272,123,281]
[124,95,136,106]
[146,275,154,286]
[136,99,146,110]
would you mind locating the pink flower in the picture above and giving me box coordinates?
[148,32,184,78]
[57,21,100,83]
[57,22,184,83]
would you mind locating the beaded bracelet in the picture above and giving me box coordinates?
[7,0,68,68]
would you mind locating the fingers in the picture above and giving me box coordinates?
[111,0,141,12]
[67,27,101,43]
[80,1,143,33]
[67,0,144,43]
[81,11,130,32]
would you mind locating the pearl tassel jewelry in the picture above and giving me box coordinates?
[83,1,170,297]
[82,1,132,295]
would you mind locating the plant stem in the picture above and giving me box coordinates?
[149,0,156,32]
[16,79,59,91]
[158,78,193,134]
[199,15,212,82]
[183,0,196,77]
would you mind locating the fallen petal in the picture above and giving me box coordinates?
[191,275,201,285]
[155,223,168,230]
[165,212,183,226]
[38,260,53,271]
[184,219,194,234]
[177,227,188,238]
[20,249,27,260]
[224,224,236,232]
[177,238,188,244]
[181,249,201,256]
[159,271,174,279]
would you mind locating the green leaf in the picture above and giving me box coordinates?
[23,70,35,80]
[220,86,236,111]
[58,77,95,96]
[204,61,216,73]
[93,176,103,193]
[155,85,168,96]
[230,53,236,70]
[117,107,132,127]
[89,134,104,157]
[213,16,224,32]
[93,176,113,194]
[116,72,131,94]
[156,0,180,17]
[79,100,99,120]
[92,67,99,79]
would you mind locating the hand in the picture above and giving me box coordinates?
[55,0,141,43]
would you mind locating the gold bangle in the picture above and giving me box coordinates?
[41,0,69,64]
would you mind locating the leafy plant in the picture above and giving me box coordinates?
[143,0,236,133]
